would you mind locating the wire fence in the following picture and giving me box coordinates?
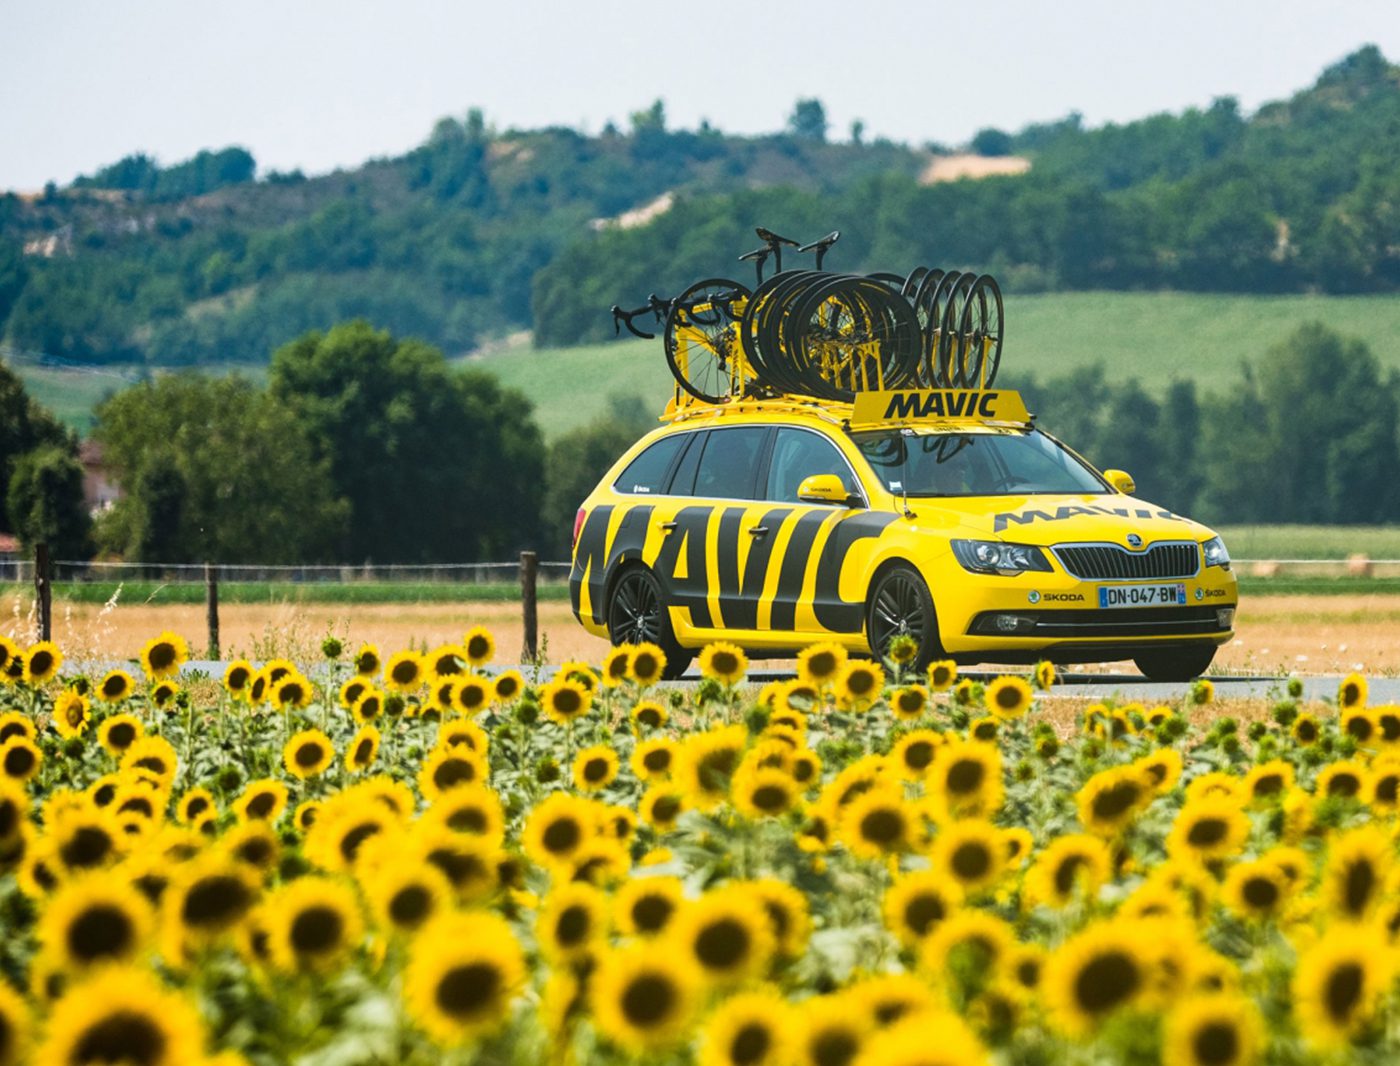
[0,559,574,584]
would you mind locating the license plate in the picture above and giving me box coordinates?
[1098,583,1187,608]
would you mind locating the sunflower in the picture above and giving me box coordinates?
[281,729,334,779]
[928,738,1002,818]
[1077,765,1154,837]
[735,878,811,958]
[639,786,686,831]
[628,642,666,687]
[365,860,452,936]
[1024,834,1112,909]
[491,669,524,703]
[1338,671,1368,710]
[425,643,465,678]
[521,792,596,870]
[352,687,385,724]
[592,942,701,1053]
[38,874,154,972]
[732,765,799,820]
[419,747,489,801]
[437,718,489,756]
[1166,797,1250,863]
[797,642,848,688]
[175,788,216,826]
[599,645,633,688]
[541,677,592,725]
[852,1010,986,1066]
[1161,992,1260,1066]
[931,818,1007,894]
[630,737,677,783]
[698,641,748,685]
[457,625,495,667]
[427,676,457,715]
[984,675,1033,720]
[1368,759,1400,813]
[928,659,958,692]
[305,797,398,873]
[1136,747,1184,794]
[213,660,251,701]
[161,854,260,959]
[790,749,822,789]
[233,778,289,823]
[0,654,22,685]
[345,724,381,773]
[0,712,32,746]
[1041,919,1154,1035]
[839,787,915,858]
[889,684,929,722]
[352,643,380,676]
[271,673,313,711]
[1221,858,1290,923]
[1342,708,1378,747]
[572,744,620,792]
[794,994,872,1066]
[537,881,607,961]
[90,668,134,705]
[629,701,670,735]
[677,724,747,811]
[612,875,684,939]
[94,713,144,757]
[968,716,999,742]
[85,774,120,810]
[52,689,91,738]
[1242,759,1294,804]
[263,876,363,973]
[294,800,322,833]
[847,972,938,1031]
[120,736,177,789]
[1322,824,1391,921]
[23,640,62,685]
[671,887,774,985]
[404,910,524,1045]
[1293,924,1394,1048]
[0,634,16,673]
[35,965,203,1066]
[221,820,280,874]
[700,989,797,1066]
[384,650,427,693]
[919,908,1016,981]
[451,675,491,716]
[422,785,505,845]
[0,737,40,783]
[1316,760,1367,800]
[1287,713,1320,746]
[149,680,180,710]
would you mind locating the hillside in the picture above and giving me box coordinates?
[2,47,1400,367]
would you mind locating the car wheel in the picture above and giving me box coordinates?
[1133,646,1216,683]
[607,567,692,680]
[866,564,940,673]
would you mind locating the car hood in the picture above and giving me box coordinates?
[903,493,1212,548]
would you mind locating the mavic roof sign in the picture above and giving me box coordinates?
[850,390,1031,425]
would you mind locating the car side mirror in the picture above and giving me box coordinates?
[1103,469,1135,494]
[798,474,859,507]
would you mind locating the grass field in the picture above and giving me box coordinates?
[14,291,1400,435]
[1216,524,1400,559]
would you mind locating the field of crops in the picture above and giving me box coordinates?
[0,627,1396,1064]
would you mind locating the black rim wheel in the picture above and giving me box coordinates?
[608,571,663,646]
[869,571,930,657]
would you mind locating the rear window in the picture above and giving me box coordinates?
[692,427,770,500]
[612,435,685,495]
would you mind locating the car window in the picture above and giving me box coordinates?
[852,428,1106,496]
[667,432,704,496]
[691,427,769,500]
[766,428,854,502]
[612,435,686,495]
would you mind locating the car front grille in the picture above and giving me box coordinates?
[969,606,1226,639]
[1053,541,1200,581]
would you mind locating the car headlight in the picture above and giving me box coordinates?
[951,539,1053,576]
[1202,536,1231,570]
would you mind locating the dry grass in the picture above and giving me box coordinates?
[2,590,1393,677]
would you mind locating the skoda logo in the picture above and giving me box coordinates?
[1195,588,1204,601]
[1027,590,1041,604]
[1126,533,1143,548]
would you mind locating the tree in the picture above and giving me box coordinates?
[269,321,544,562]
[0,360,71,533]
[971,128,1013,157]
[6,445,91,559]
[95,374,348,563]
[787,99,829,143]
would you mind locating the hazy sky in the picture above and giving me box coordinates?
[4,0,1399,192]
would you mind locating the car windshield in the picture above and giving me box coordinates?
[851,428,1108,497]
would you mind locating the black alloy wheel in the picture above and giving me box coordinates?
[606,567,692,679]
[866,565,939,672]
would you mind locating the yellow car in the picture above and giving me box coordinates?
[569,389,1237,681]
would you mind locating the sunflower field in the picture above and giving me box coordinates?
[0,627,1398,1066]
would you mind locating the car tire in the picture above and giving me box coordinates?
[1133,646,1216,683]
[606,566,692,680]
[866,564,941,674]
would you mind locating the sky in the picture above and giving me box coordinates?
[3,0,1400,192]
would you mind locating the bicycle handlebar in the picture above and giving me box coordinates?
[611,293,673,339]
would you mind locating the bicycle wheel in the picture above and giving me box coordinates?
[743,269,824,396]
[902,266,930,300]
[663,278,753,403]
[934,273,977,388]
[953,275,1004,389]
[789,276,920,400]
[915,270,961,386]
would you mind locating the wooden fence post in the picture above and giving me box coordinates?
[34,543,51,643]
[205,563,220,660]
[519,551,538,664]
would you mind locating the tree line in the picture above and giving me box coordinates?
[1,321,1397,566]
